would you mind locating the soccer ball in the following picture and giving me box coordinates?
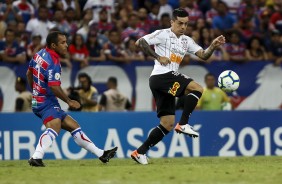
[218,70,240,92]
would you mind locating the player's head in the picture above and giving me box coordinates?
[204,73,216,89]
[171,8,189,36]
[46,31,68,57]
[107,77,117,89]
[78,73,92,91]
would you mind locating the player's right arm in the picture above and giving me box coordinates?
[50,85,81,109]
[136,30,170,65]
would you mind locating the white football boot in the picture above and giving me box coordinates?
[131,150,148,165]
[174,123,199,138]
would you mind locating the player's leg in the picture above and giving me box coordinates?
[174,80,203,137]
[131,75,174,164]
[29,118,61,167]
[61,115,117,163]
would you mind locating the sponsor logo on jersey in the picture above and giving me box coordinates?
[168,82,180,96]
[48,69,53,81]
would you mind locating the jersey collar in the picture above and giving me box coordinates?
[45,47,60,59]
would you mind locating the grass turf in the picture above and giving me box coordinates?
[0,156,281,184]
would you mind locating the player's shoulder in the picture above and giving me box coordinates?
[149,28,170,37]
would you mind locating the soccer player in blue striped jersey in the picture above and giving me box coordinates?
[26,31,117,167]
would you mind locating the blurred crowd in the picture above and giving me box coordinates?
[0,0,282,67]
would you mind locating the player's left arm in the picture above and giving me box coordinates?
[26,69,33,90]
[195,35,226,60]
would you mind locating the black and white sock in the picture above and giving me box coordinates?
[179,90,202,125]
[137,124,169,154]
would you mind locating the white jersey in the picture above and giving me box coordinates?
[143,28,202,76]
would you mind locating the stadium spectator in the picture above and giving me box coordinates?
[205,0,219,26]
[245,36,268,61]
[12,0,35,24]
[0,0,21,22]
[148,3,160,23]
[121,13,147,41]
[68,33,89,68]
[0,29,26,64]
[158,0,173,20]
[197,73,230,110]
[137,8,152,34]
[266,30,282,66]
[52,9,70,35]
[89,8,114,35]
[114,1,134,29]
[14,77,32,112]
[158,13,171,30]
[259,9,272,38]
[103,29,129,63]
[64,7,79,39]
[26,31,117,167]
[124,36,145,61]
[224,30,246,62]
[27,34,43,59]
[212,1,235,36]
[234,4,259,40]
[269,1,282,33]
[61,0,81,20]
[26,6,56,45]
[221,0,241,18]
[83,0,115,23]
[99,77,132,111]
[77,73,99,112]
[76,8,93,42]
[16,20,30,48]
[182,0,204,26]
[86,31,106,62]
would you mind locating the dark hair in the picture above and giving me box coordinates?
[108,77,117,86]
[205,73,215,80]
[71,33,84,46]
[109,28,119,35]
[78,73,92,84]
[247,36,264,49]
[161,13,170,20]
[46,31,65,48]
[16,77,27,86]
[172,8,189,20]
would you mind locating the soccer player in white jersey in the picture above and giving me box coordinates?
[131,8,225,164]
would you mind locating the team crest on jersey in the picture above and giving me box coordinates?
[181,38,188,50]
[168,82,180,96]
[55,73,60,80]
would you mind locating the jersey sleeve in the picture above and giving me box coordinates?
[142,30,165,45]
[47,63,61,86]
[187,37,203,54]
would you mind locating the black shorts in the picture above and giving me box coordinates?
[149,71,193,118]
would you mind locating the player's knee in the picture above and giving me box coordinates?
[160,120,174,131]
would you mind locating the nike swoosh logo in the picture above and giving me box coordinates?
[137,155,140,159]
[180,127,185,131]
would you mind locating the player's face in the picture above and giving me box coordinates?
[171,16,189,36]
[205,76,216,89]
[54,35,68,56]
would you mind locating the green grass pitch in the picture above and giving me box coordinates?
[0,156,281,184]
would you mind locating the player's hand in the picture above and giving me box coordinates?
[157,56,171,66]
[211,35,226,48]
[68,100,81,109]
